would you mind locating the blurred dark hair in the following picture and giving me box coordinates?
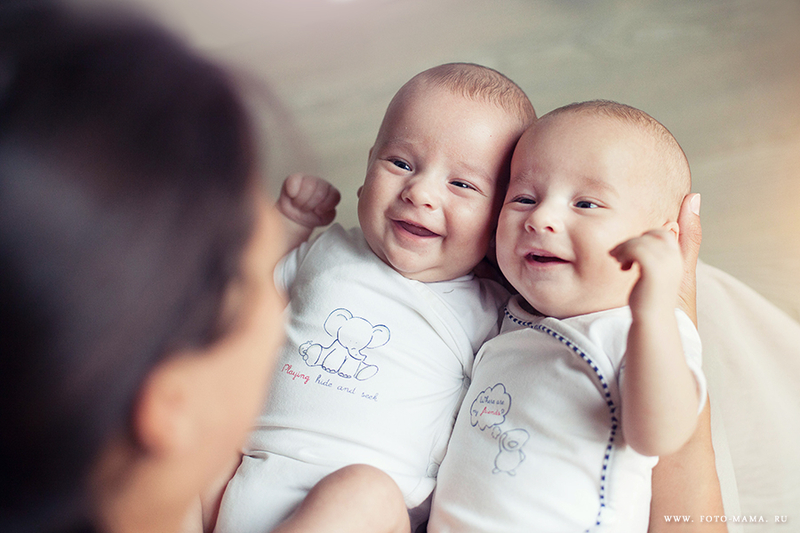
[0,1,259,531]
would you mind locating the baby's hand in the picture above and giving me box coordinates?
[278,173,341,229]
[609,229,682,317]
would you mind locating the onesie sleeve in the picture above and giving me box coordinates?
[273,235,314,294]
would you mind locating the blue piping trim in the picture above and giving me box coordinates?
[504,307,617,529]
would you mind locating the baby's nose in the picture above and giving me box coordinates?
[525,202,563,233]
[401,174,440,209]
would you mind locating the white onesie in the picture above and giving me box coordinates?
[214,224,508,533]
[429,295,706,533]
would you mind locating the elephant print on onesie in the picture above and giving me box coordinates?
[299,308,391,381]
[470,383,529,476]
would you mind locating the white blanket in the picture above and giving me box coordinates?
[697,261,800,531]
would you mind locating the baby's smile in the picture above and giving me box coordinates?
[393,219,441,238]
[525,250,568,265]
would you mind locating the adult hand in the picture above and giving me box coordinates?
[676,193,702,326]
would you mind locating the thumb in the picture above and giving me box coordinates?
[282,173,305,200]
[677,193,702,325]
[678,193,702,265]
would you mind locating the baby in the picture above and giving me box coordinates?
[212,63,536,533]
[428,101,707,532]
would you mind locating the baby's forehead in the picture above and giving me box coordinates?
[514,103,688,214]
[535,108,642,138]
[399,80,527,123]
[529,111,665,170]
[515,117,657,178]
[398,87,503,121]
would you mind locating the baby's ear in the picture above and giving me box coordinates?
[662,220,680,241]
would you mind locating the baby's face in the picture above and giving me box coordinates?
[496,112,660,318]
[358,84,523,282]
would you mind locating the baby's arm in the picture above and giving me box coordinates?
[610,229,700,457]
[200,463,409,533]
[648,194,725,530]
[271,465,410,533]
[277,173,340,255]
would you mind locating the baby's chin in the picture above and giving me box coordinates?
[398,265,473,283]
[371,243,486,283]
[377,253,473,283]
[518,295,628,320]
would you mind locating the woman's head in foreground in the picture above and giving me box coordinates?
[0,2,285,531]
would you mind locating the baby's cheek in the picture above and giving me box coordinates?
[584,255,636,304]
[608,261,641,300]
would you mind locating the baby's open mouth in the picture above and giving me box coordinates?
[396,220,439,238]
[526,253,567,264]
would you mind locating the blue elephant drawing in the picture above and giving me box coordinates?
[299,308,390,381]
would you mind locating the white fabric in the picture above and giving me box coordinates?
[214,224,508,533]
[696,261,800,532]
[429,295,705,533]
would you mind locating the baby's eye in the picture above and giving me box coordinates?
[575,200,599,209]
[450,180,475,191]
[390,159,411,171]
[512,196,536,205]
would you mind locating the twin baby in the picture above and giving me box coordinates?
[212,63,707,532]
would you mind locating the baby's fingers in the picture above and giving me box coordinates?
[278,173,340,228]
[609,248,635,270]
[313,182,341,216]
[313,188,340,226]
[286,174,339,210]
[609,239,640,271]
[610,230,679,271]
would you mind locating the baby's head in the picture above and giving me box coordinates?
[358,63,536,282]
[497,100,690,318]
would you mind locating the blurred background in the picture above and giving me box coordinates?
[131,0,800,322]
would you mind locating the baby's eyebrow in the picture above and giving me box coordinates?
[579,176,619,197]
[453,161,495,188]
[375,136,428,156]
[379,138,415,151]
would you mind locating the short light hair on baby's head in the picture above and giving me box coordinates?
[394,63,536,129]
[545,100,691,222]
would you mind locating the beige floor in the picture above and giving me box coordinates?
[136,0,800,322]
